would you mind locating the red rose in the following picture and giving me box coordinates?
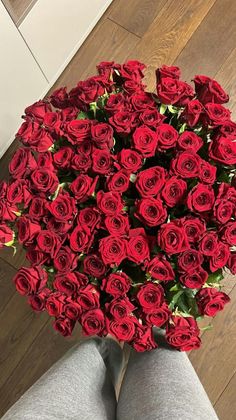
[217,183,236,204]
[54,246,77,272]
[101,272,131,297]
[227,252,236,274]
[180,268,208,289]
[26,127,54,152]
[182,216,206,243]
[28,288,50,312]
[9,148,37,179]
[46,292,66,317]
[83,254,106,278]
[127,228,150,264]
[78,207,101,231]
[181,100,203,127]
[60,107,79,122]
[70,174,98,202]
[97,60,115,78]
[120,60,146,82]
[107,317,135,342]
[48,190,76,221]
[118,149,143,172]
[17,216,41,245]
[50,87,69,108]
[64,119,91,144]
[187,183,215,213]
[194,75,229,104]
[31,168,58,194]
[53,317,75,337]
[25,100,51,121]
[214,199,234,224]
[177,131,203,152]
[13,266,47,296]
[104,93,126,114]
[0,201,18,222]
[135,166,166,197]
[161,176,187,207]
[140,109,165,129]
[109,111,137,134]
[209,242,230,272]
[199,232,219,256]
[69,76,104,107]
[166,316,201,351]
[99,235,127,266]
[156,124,178,151]
[209,136,236,165]
[0,224,14,247]
[147,255,175,281]
[77,284,100,311]
[104,214,129,236]
[203,103,231,127]
[106,296,135,319]
[145,303,170,327]
[171,151,200,178]
[199,161,216,184]
[92,148,112,174]
[156,65,180,82]
[178,249,203,272]
[81,309,105,336]
[91,123,114,149]
[157,78,194,105]
[54,272,82,296]
[130,92,155,111]
[221,221,236,245]
[137,282,164,313]
[132,325,157,352]
[219,120,236,138]
[97,191,123,215]
[46,218,71,236]
[64,297,82,321]
[107,170,130,193]
[135,197,167,227]
[196,288,230,316]
[132,125,158,157]
[70,225,93,253]
[71,151,92,172]
[158,220,189,254]
[43,112,62,135]
[37,152,54,169]
[7,179,32,207]
[36,230,61,257]
[26,246,48,266]
[53,147,73,169]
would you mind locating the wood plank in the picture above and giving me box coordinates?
[0,320,82,417]
[214,372,236,420]
[129,0,216,90]
[189,284,236,405]
[0,292,48,389]
[175,0,236,81]
[108,0,168,37]
[0,258,16,310]
[0,246,27,271]
[214,47,236,120]
[49,18,139,94]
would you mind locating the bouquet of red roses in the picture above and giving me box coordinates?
[1,61,235,352]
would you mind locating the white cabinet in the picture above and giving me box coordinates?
[0,0,113,157]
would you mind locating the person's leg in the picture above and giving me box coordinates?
[117,336,218,420]
[2,337,123,420]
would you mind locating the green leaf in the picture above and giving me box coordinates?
[159,104,167,114]
[168,105,179,114]
[76,111,89,120]
[169,284,181,292]
[207,270,224,284]
[179,123,187,134]
[169,290,184,310]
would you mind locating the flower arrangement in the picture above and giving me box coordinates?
[1,61,235,352]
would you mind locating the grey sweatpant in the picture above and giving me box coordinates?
[2,337,218,420]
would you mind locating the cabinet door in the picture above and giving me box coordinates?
[19,0,113,82]
[0,1,48,157]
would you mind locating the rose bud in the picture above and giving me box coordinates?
[99,235,127,266]
[106,317,135,342]
[81,309,105,336]
[77,284,100,311]
[132,125,158,157]
[137,282,164,313]
[157,220,189,254]
[182,216,206,243]
[196,288,230,317]
[13,266,48,296]
[209,242,230,272]
[156,124,178,151]
[161,176,187,207]
[179,268,208,289]
[199,232,219,257]
[144,303,171,327]
[132,323,157,352]
[118,148,143,172]
[97,190,123,215]
[28,288,51,312]
[170,151,200,178]
[53,317,75,337]
[104,214,129,236]
[64,297,82,321]
[135,197,167,227]
[105,296,135,319]
[194,75,229,104]
[177,131,203,152]
[187,183,215,213]
[101,272,131,297]
[83,254,106,278]
[178,249,203,272]
[147,255,175,281]
[166,316,201,351]
[127,228,150,264]
[135,166,166,197]
[70,174,98,203]
[46,292,67,317]
[92,148,113,174]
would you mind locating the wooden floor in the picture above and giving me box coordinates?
[1,0,236,418]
